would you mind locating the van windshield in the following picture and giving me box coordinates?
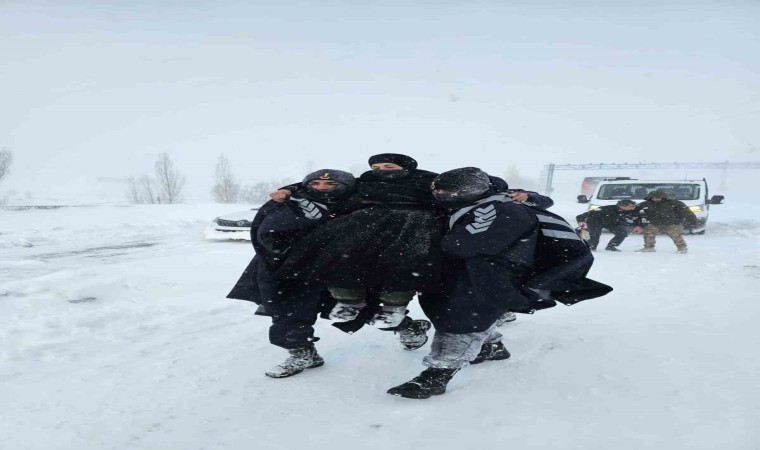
[597,183,701,200]
[581,177,630,196]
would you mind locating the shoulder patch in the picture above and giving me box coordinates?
[466,204,497,234]
[475,204,495,215]
[293,198,323,220]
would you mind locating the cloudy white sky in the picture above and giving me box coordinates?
[1,0,759,202]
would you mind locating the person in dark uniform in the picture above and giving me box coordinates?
[227,169,356,378]
[387,167,612,399]
[576,199,638,251]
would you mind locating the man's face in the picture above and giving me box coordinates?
[307,180,340,191]
[432,188,467,205]
[371,162,404,171]
[619,204,637,211]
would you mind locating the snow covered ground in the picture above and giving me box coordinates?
[1,200,759,450]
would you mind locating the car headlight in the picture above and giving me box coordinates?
[689,206,703,212]
[236,220,251,226]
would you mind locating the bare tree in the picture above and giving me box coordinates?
[239,179,291,204]
[154,153,185,204]
[212,155,241,203]
[124,155,181,204]
[125,174,159,204]
[126,177,141,203]
[0,148,13,182]
[140,174,158,204]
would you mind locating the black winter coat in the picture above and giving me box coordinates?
[275,169,444,292]
[576,205,637,228]
[226,195,336,304]
[527,205,613,304]
[420,194,612,331]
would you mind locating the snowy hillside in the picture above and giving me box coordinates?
[1,200,759,450]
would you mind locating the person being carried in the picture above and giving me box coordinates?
[634,189,697,254]
[576,199,638,252]
[270,153,440,339]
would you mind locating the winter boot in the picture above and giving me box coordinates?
[470,342,511,365]
[371,305,406,328]
[387,368,460,399]
[677,247,688,254]
[265,345,324,378]
[636,247,656,253]
[605,246,621,252]
[395,318,432,350]
[495,311,517,327]
[329,302,366,322]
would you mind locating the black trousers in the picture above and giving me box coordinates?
[587,222,628,249]
[265,281,324,350]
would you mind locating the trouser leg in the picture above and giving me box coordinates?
[267,283,322,350]
[664,224,687,249]
[377,290,416,306]
[643,224,659,248]
[423,326,498,369]
[327,288,414,307]
[484,327,503,344]
[326,287,368,322]
[606,225,629,248]
[370,291,415,328]
[328,287,368,304]
[587,223,603,249]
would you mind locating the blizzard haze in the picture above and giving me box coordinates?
[2,4,760,448]
[1,1,759,203]
[1,198,759,449]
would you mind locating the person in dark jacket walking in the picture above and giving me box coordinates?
[227,169,357,378]
[576,200,638,251]
[387,167,612,399]
[634,189,697,253]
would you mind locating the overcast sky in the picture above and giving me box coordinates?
[1,0,759,202]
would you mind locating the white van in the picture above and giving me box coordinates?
[577,178,725,234]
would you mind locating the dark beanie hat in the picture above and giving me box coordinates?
[302,169,356,189]
[432,167,491,197]
[368,153,418,171]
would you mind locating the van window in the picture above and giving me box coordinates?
[581,176,632,197]
[597,183,701,200]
